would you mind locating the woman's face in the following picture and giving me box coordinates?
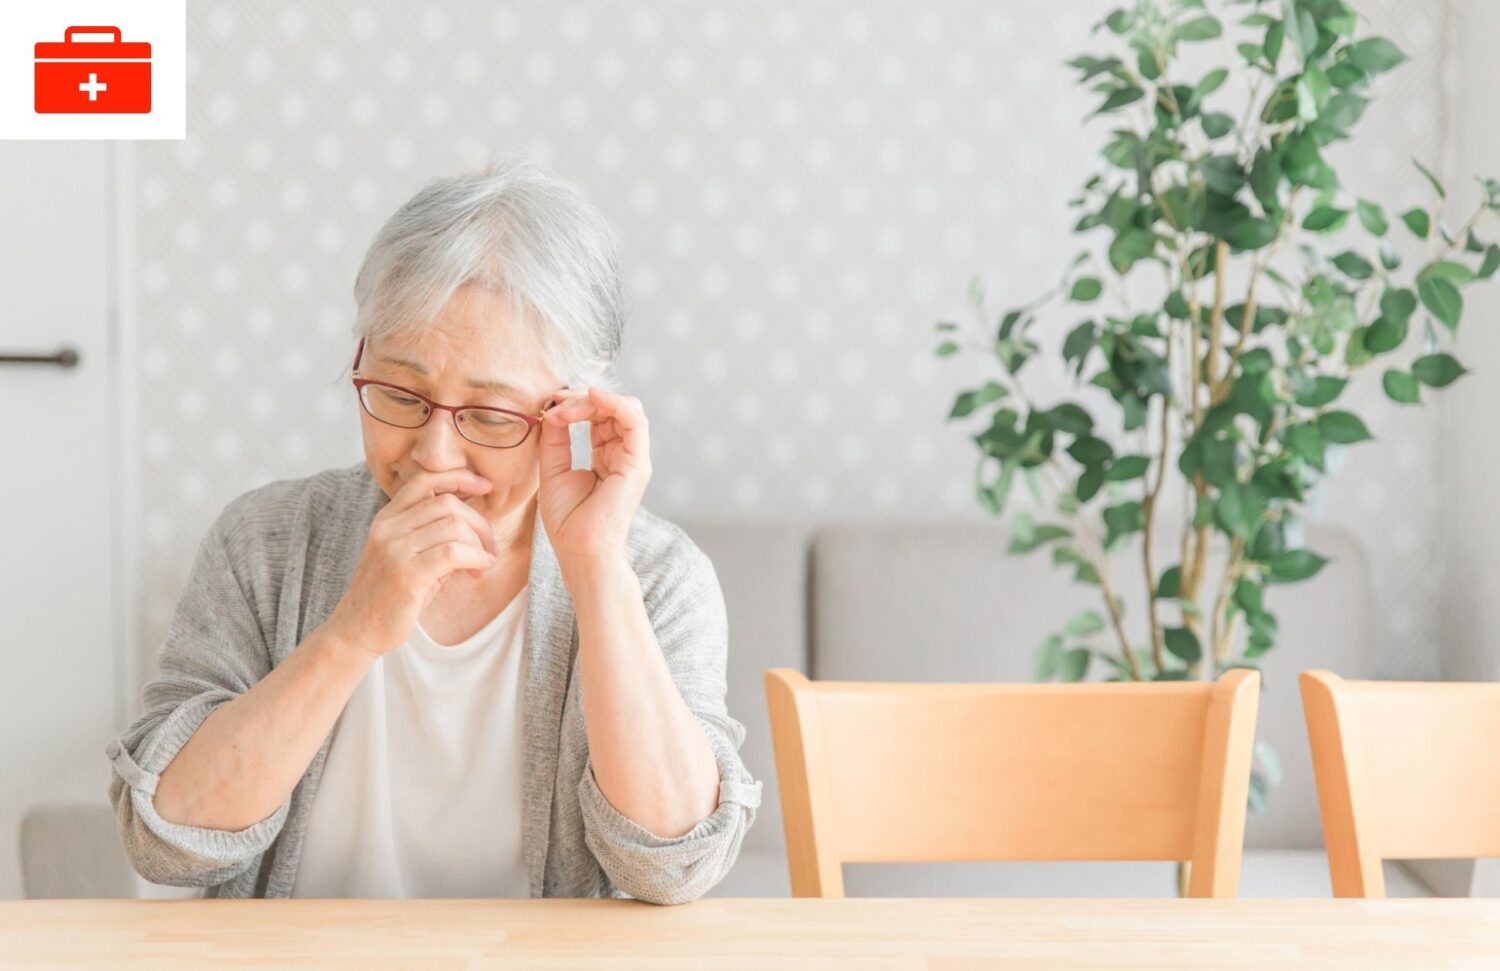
[358,283,563,539]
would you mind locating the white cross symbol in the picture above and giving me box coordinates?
[78,73,107,101]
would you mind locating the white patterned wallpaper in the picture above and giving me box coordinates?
[131,0,1454,690]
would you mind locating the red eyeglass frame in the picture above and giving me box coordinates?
[350,337,568,449]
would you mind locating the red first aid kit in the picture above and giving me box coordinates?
[34,26,152,114]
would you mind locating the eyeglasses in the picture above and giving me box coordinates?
[350,337,567,449]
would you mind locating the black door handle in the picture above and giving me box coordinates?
[0,346,81,368]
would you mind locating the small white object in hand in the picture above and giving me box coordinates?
[568,420,592,471]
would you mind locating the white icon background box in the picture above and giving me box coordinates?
[0,0,185,140]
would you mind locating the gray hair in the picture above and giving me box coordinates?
[350,155,626,391]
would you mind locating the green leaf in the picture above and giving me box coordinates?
[1201,112,1234,139]
[1302,206,1348,232]
[1176,15,1223,42]
[1216,480,1266,539]
[1108,227,1156,273]
[1413,156,1446,199]
[1046,403,1094,435]
[1066,610,1106,638]
[1289,422,1324,468]
[1326,61,1365,88]
[1105,10,1134,33]
[1283,3,1318,59]
[1318,410,1372,444]
[1249,771,1269,814]
[1234,579,1264,615]
[1294,375,1347,408]
[948,381,1009,419]
[1156,566,1181,599]
[1009,516,1072,554]
[1411,352,1467,387]
[1200,155,1246,194]
[935,340,959,358]
[1164,627,1202,663]
[1284,133,1335,188]
[1034,634,1062,680]
[1382,368,1421,404]
[1250,148,1283,213]
[1379,239,1401,271]
[1095,86,1145,114]
[1401,207,1431,238]
[1332,251,1373,279]
[1267,549,1328,583]
[1316,92,1368,136]
[1226,217,1278,250]
[1346,37,1408,74]
[1364,316,1407,354]
[1381,287,1417,325]
[1106,454,1151,481]
[1417,274,1463,330]
[1102,501,1144,548]
[1070,277,1103,302]
[1356,199,1388,235]
[1077,466,1105,503]
[1296,63,1331,122]
[1068,434,1113,466]
[1196,68,1229,98]
[1062,322,1098,370]
[1059,648,1091,682]
[1481,244,1500,280]
[1254,740,1285,788]
[1137,49,1160,81]
[1424,260,1477,284]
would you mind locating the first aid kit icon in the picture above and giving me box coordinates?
[34,26,152,114]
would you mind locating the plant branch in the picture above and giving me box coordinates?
[1142,349,1173,675]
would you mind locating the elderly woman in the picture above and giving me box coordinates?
[105,157,762,904]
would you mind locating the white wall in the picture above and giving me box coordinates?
[122,0,1460,703]
[1431,0,1500,898]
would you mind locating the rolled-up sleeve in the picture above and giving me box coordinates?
[575,540,763,905]
[106,512,287,887]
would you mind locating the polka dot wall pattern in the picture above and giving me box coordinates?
[133,0,1454,688]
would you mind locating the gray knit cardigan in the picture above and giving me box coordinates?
[105,461,762,903]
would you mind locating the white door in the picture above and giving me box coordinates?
[0,142,118,899]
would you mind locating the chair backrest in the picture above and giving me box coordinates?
[1301,670,1500,897]
[808,520,1377,853]
[765,667,1260,898]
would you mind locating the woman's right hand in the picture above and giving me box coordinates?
[324,469,499,659]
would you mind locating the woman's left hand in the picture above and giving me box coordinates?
[537,386,652,566]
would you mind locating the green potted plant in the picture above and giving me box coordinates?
[936,0,1499,816]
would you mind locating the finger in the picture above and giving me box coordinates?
[545,391,647,453]
[545,387,647,434]
[403,515,493,561]
[401,492,497,557]
[388,468,494,515]
[594,421,627,448]
[416,539,498,579]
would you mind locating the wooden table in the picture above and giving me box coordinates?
[3,898,1498,969]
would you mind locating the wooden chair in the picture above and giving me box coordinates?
[764,667,1260,898]
[1301,669,1500,897]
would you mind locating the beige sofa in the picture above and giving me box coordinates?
[24,520,1435,898]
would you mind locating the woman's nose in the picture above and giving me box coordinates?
[410,408,468,459]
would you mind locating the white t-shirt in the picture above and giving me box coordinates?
[290,584,531,898]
